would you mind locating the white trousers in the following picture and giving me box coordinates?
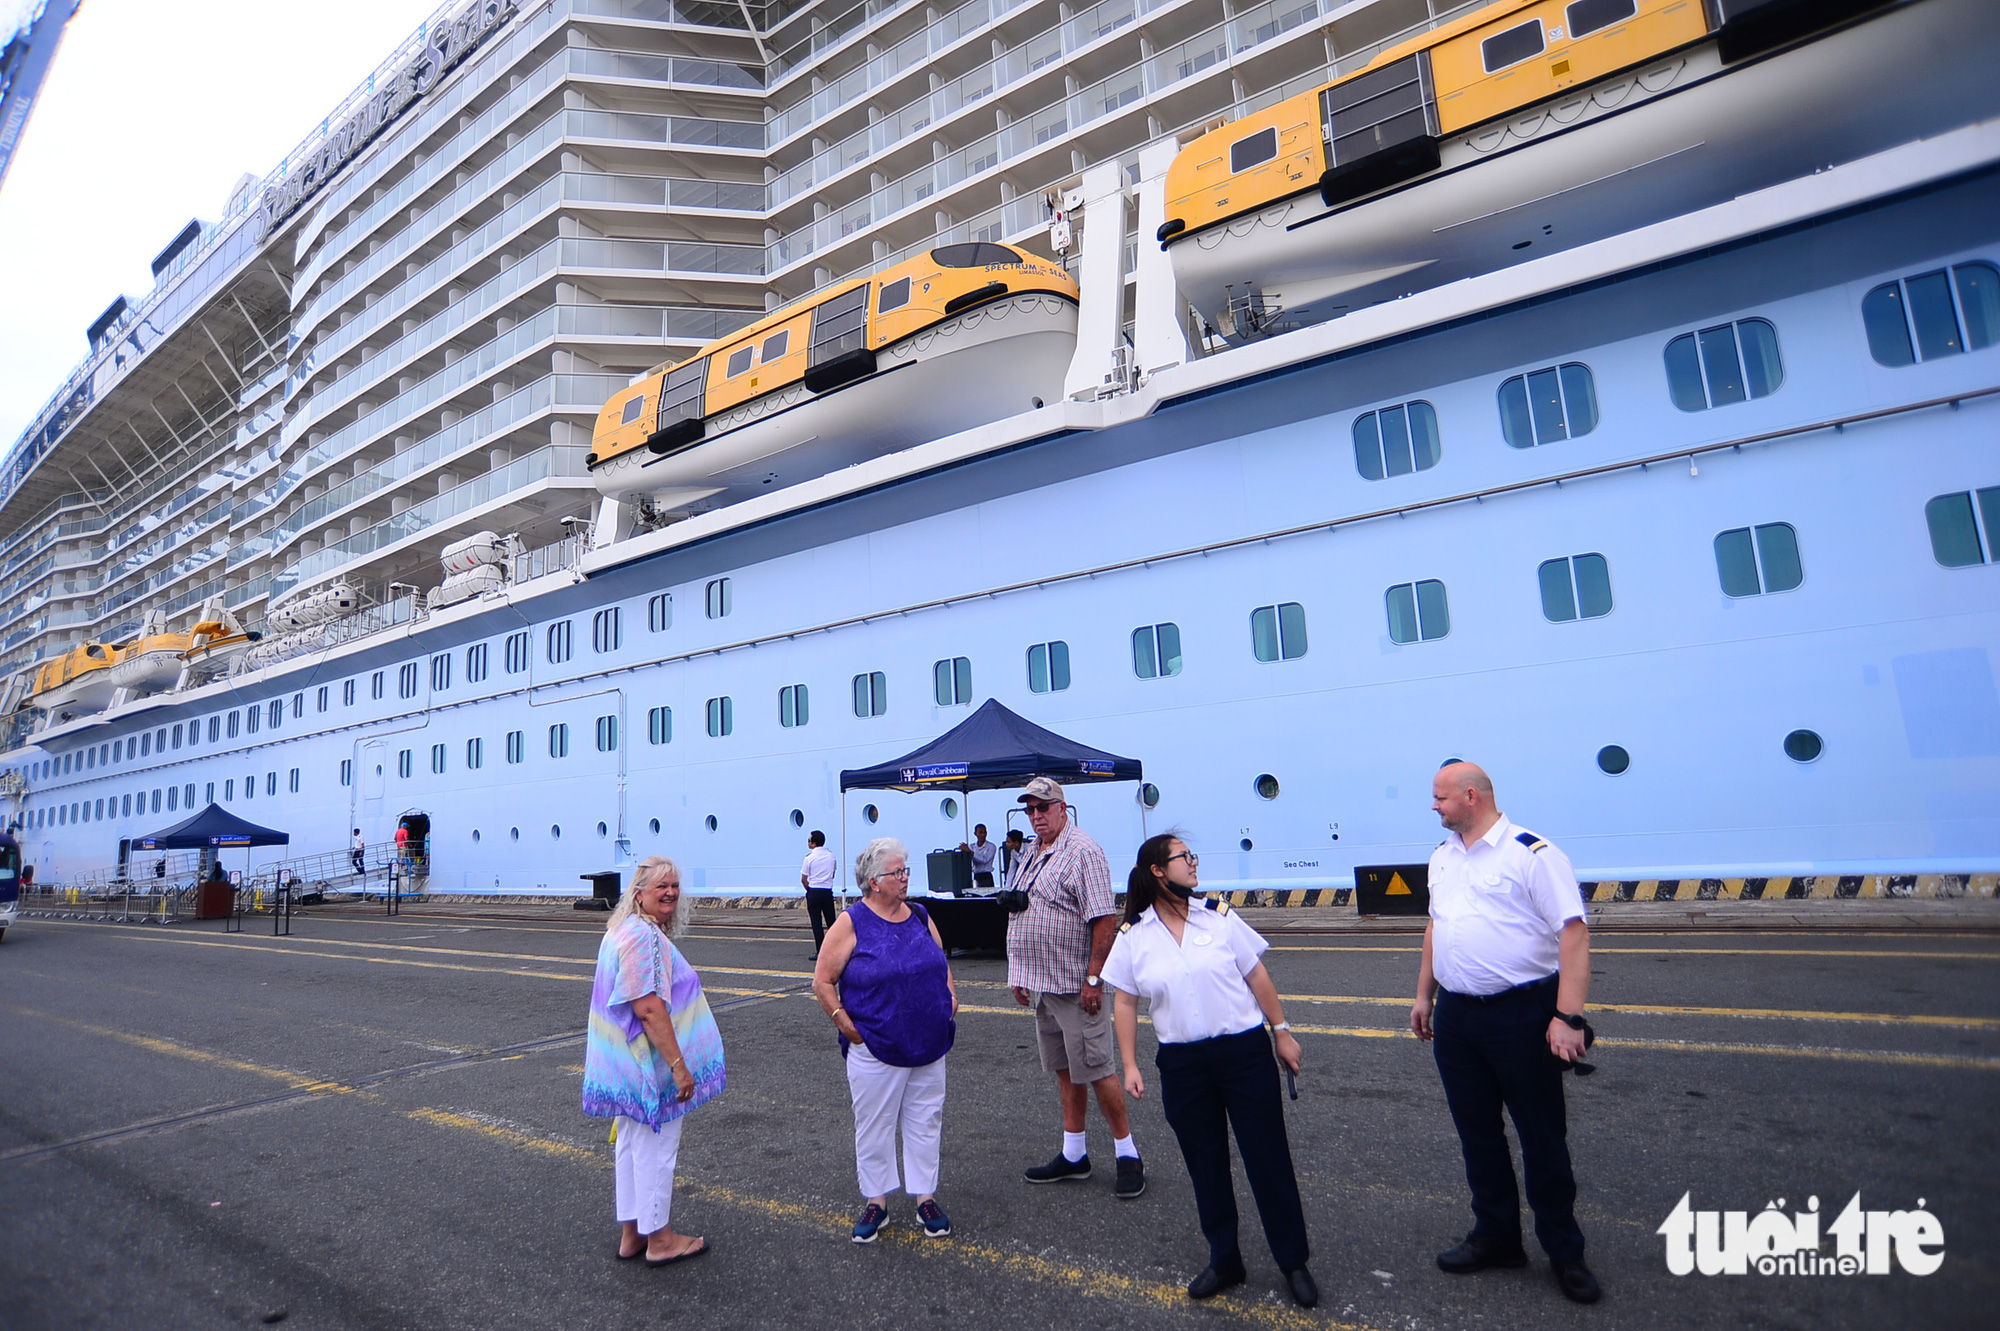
[846,1043,947,1200]
[613,1114,684,1234]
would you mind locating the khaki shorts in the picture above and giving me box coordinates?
[1034,990,1119,1081]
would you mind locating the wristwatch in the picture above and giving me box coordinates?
[1554,1010,1587,1030]
[1085,975,1102,988]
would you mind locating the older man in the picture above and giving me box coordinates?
[1411,762,1600,1304]
[1006,777,1144,1199]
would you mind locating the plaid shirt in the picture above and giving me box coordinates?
[1005,821,1115,994]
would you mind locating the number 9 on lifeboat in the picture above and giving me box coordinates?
[589,242,1078,508]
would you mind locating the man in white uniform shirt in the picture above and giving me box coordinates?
[800,830,839,957]
[1410,762,1600,1305]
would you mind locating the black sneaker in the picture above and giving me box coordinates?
[851,1202,888,1244]
[1023,1152,1092,1184]
[1113,1156,1145,1199]
[917,1198,952,1238]
[1436,1233,1529,1273]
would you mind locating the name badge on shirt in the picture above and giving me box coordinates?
[1477,873,1507,893]
[1191,931,1212,946]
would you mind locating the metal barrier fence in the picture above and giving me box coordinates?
[18,883,188,924]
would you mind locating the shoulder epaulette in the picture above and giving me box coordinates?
[1203,896,1232,916]
[1118,920,1132,933]
[1515,830,1549,853]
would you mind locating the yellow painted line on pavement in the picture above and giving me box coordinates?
[1276,992,2000,1030]
[404,1106,1373,1331]
[12,1007,354,1095]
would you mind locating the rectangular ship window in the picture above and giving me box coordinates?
[1481,20,1544,73]
[1229,126,1278,173]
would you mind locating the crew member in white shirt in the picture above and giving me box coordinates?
[962,823,998,889]
[800,830,840,957]
[1103,834,1316,1309]
[1410,761,1600,1305]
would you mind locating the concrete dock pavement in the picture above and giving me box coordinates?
[1,899,1994,1330]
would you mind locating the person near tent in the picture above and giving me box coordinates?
[1001,828,1027,883]
[1105,834,1316,1308]
[800,830,839,957]
[960,824,997,889]
[582,855,726,1266]
[350,828,365,876]
[813,837,958,1244]
[1007,777,1144,1199]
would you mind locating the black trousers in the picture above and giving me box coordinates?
[350,850,365,875]
[1157,1026,1310,1272]
[804,888,838,949]
[1432,978,1585,1261]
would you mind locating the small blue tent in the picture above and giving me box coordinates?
[134,803,290,849]
[839,698,1142,793]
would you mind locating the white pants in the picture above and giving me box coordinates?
[613,1114,684,1234]
[846,1044,947,1200]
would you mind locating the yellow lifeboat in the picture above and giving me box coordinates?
[26,641,121,720]
[107,612,193,696]
[589,242,1078,509]
[1158,0,1998,339]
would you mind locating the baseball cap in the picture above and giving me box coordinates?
[1017,776,1066,804]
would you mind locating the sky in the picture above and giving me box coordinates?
[0,0,448,453]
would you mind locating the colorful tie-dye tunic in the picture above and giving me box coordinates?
[582,915,727,1127]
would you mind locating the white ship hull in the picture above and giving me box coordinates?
[590,294,1078,508]
[1170,0,2000,338]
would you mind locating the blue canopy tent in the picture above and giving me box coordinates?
[134,803,291,849]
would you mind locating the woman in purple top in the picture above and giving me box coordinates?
[812,836,958,1244]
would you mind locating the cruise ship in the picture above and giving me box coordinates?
[3,0,1997,896]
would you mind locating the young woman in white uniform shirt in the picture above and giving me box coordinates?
[1102,834,1318,1309]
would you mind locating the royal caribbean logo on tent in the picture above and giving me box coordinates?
[1657,1192,1944,1277]
[901,762,969,784]
[1077,760,1113,775]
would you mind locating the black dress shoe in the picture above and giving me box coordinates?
[1283,1266,1319,1308]
[1436,1234,1530,1274]
[1185,1262,1246,1299]
[1551,1256,1602,1304]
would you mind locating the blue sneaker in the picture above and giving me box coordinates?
[852,1202,888,1244]
[918,1198,951,1238]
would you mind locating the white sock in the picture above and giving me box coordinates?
[1062,1130,1088,1162]
[1113,1133,1139,1160]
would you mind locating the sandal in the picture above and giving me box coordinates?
[644,1236,709,1267]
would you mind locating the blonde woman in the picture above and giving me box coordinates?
[582,857,727,1266]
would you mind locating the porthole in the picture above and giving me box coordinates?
[597,821,608,838]
[1783,729,1824,763]
[790,808,805,828]
[510,827,519,841]
[1254,774,1280,800]
[1138,783,1160,810]
[941,797,959,820]
[649,817,661,834]
[472,829,482,843]
[1239,837,1254,851]
[551,824,561,839]
[863,803,880,824]
[705,814,719,832]
[1596,745,1630,775]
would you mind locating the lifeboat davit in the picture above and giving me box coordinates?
[179,599,261,680]
[1158,0,1999,341]
[588,242,1078,509]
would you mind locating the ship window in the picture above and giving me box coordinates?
[289,768,300,793]
[705,578,732,619]
[931,242,1019,268]
[1481,19,1544,72]
[547,619,573,664]
[339,760,351,788]
[371,672,384,701]
[649,706,672,744]
[780,684,810,727]
[397,749,412,779]
[877,277,911,313]
[1499,363,1597,448]
[317,686,328,712]
[1386,580,1450,643]
[504,630,530,673]
[761,330,790,361]
[1251,603,1308,661]
[1565,0,1636,38]
[1229,126,1278,174]
[648,593,672,633]
[120,794,130,817]
[1539,554,1613,622]
[1864,262,2000,366]
[1666,319,1782,411]
[344,679,356,706]
[620,394,645,425]
[726,345,754,376]
[596,715,618,751]
[431,654,451,691]
[1353,401,1442,479]
[506,730,525,764]
[853,671,888,717]
[271,699,283,729]
[141,733,151,757]
[266,772,277,797]
[1714,523,1803,596]
[152,788,162,811]
[190,783,200,806]
[227,712,240,739]
[1784,729,1824,763]
[245,707,259,736]
[292,693,303,719]
[467,737,484,770]
[1925,487,2000,567]
[114,739,124,763]
[1027,641,1070,693]
[934,657,973,706]
[549,722,570,758]
[466,642,488,683]
[593,607,621,653]
[399,662,419,698]
[1132,623,1183,679]
[706,696,733,737]
[431,743,446,775]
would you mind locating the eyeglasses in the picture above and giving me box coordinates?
[1167,850,1199,867]
[1022,800,1059,814]
[875,867,911,880]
